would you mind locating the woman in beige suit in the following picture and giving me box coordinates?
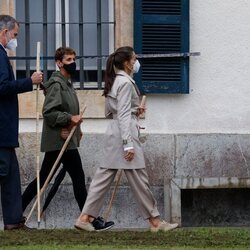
[75,46,178,232]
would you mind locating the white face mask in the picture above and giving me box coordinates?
[6,32,17,50]
[6,38,17,50]
[133,59,140,73]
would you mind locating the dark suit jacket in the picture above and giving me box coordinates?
[0,44,33,147]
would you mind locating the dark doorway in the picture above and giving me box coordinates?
[181,188,250,227]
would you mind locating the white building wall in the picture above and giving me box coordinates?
[146,0,250,134]
[19,0,250,134]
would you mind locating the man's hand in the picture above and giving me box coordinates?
[124,149,135,161]
[70,115,83,126]
[61,126,83,140]
[60,128,70,140]
[31,71,43,85]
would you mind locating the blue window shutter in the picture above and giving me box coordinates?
[134,0,190,94]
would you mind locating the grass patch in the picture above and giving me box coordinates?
[0,228,249,249]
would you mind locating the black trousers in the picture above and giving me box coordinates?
[22,149,87,212]
[0,148,23,225]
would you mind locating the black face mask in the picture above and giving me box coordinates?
[63,62,76,75]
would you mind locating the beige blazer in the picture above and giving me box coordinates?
[102,70,145,169]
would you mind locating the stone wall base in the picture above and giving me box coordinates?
[1,133,250,229]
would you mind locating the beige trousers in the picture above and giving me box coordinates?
[82,167,160,220]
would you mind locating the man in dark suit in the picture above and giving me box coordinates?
[0,14,43,230]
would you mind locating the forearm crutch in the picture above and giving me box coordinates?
[25,106,87,224]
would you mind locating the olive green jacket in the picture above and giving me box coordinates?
[40,71,81,152]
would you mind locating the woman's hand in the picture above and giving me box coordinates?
[137,106,146,117]
[124,149,135,161]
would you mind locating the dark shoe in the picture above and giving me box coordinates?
[4,223,35,231]
[92,216,114,231]
[20,216,27,224]
[4,217,35,231]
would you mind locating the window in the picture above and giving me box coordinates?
[15,0,114,89]
[134,0,190,93]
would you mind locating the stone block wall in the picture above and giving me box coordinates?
[0,133,250,229]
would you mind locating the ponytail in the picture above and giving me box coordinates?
[103,53,116,97]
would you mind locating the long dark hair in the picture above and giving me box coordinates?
[103,46,134,97]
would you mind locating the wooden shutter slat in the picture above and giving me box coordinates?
[134,0,189,93]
